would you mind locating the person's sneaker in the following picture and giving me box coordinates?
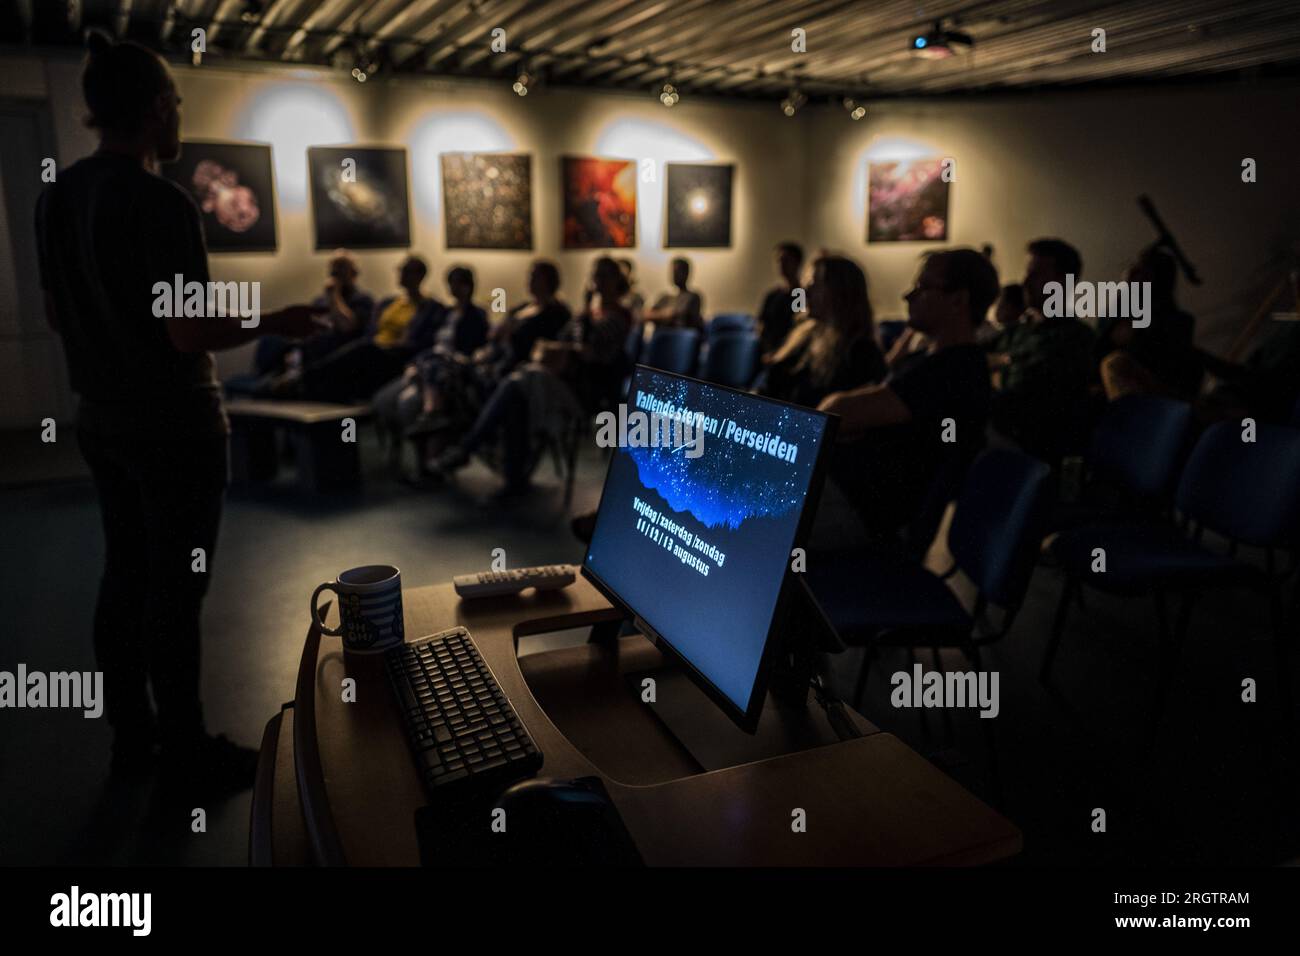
[159,733,259,799]
[426,444,471,477]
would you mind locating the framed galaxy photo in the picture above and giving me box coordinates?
[307,146,411,250]
[561,156,637,249]
[163,140,277,253]
[665,162,733,248]
[867,157,950,242]
[441,152,533,250]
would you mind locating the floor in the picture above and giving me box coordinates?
[1,429,1296,866]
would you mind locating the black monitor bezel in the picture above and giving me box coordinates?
[580,364,839,734]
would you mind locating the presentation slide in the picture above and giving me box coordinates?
[584,369,828,712]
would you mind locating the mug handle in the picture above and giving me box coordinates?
[311,582,343,636]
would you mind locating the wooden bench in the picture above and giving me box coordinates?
[227,399,371,493]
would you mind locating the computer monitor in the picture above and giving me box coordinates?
[581,365,836,733]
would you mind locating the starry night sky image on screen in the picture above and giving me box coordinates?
[583,369,828,713]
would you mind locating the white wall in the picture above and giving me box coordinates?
[31,57,808,376]
[802,83,1300,348]
[5,51,1298,400]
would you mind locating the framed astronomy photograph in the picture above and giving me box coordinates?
[561,156,637,249]
[440,152,533,250]
[307,145,411,250]
[665,162,733,248]
[162,140,277,253]
[867,157,951,242]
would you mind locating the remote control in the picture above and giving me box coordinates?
[453,564,577,599]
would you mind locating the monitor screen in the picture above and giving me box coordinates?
[581,366,834,730]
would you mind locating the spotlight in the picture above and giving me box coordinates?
[512,70,532,96]
[843,97,866,120]
[659,83,679,107]
[240,0,264,24]
[350,47,382,83]
[780,88,806,117]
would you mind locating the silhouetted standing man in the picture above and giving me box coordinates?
[35,32,318,794]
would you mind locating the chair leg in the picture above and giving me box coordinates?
[932,645,955,747]
[1040,576,1078,681]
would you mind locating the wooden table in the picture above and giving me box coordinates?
[280,578,1021,866]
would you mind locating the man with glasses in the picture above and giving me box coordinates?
[817,248,999,549]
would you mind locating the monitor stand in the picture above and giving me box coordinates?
[619,577,866,772]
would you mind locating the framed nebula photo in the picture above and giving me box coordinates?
[440,152,533,250]
[867,157,950,242]
[163,141,277,253]
[665,162,733,248]
[307,146,411,250]
[561,156,636,249]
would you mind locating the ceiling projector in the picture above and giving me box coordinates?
[910,21,974,59]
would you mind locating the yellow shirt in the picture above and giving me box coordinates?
[372,298,417,348]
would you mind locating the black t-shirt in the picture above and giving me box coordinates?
[35,152,222,434]
[506,301,572,371]
[756,286,796,354]
[834,343,992,537]
[761,326,887,410]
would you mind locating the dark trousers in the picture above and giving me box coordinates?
[304,340,411,403]
[460,375,531,490]
[76,425,228,749]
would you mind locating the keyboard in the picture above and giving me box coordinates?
[385,626,543,798]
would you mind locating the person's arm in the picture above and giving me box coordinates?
[155,189,323,352]
[818,383,912,442]
[329,286,363,334]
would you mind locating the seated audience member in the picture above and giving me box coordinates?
[381,260,571,451]
[988,238,1096,464]
[644,257,704,331]
[759,254,886,408]
[756,241,804,356]
[817,248,999,549]
[271,255,441,403]
[617,257,646,318]
[428,256,634,498]
[977,283,1026,347]
[1198,269,1300,424]
[1096,245,1200,401]
[428,265,490,357]
[228,251,374,394]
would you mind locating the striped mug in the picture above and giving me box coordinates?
[311,565,405,653]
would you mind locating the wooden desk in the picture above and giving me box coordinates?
[291,578,1021,866]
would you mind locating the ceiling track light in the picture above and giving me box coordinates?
[780,88,806,117]
[512,65,533,96]
[659,82,679,107]
[843,97,866,120]
[350,43,382,83]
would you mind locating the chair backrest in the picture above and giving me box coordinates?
[947,448,1053,610]
[644,327,700,376]
[702,332,759,389]
[1175,421,1300,547]
[1089,395,1193,498]
[708,313,755,338]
